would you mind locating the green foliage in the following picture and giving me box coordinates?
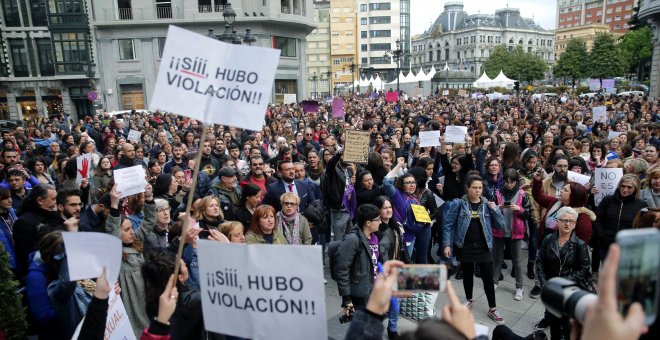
[588,33,625,79]
[0,244,28,339]
[555,39,589,85]
[620,26,653,73]
[483,46,548,82]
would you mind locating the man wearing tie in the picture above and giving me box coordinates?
[263,160,316,212]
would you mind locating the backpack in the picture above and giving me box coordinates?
[327,240,343,281]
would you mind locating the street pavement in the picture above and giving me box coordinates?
[324,251,548,339]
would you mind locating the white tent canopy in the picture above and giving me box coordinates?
[414,68,427,82]
[426,66,437,80]
[403,71,416,83]
[473,71,493,88]
[492,70,516,87]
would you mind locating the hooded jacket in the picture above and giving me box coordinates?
[594,190,648,246]
[334,226,383,301]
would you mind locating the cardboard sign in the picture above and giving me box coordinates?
[411,204,432,223]
[151,25,281,130]
[567,170,591,186]
[457,89,467,97]
[343,130,371,163]
[127,129,142,142]
[594,168,623,206]
[71,289,136,340]
[113,165,148,198]
[198,242,327,340]
[385,91,399,102]
[62,232,122,286]
[75,153,93,186]
[593,106,607,123]
[332,97,345,117]
[444,125,468,144]
[418,130,441,147]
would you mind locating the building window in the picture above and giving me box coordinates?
[614,24,620,30]
[360,4,367,12]
[333,59,340,66]
[52,32,90,73]
[119,39,135,60]
[36,38,54,76]
[274,36,296,57]
[369,3,390,11]
[361,31,367,38]
[586,12,592,17]
[360,17,367,25]
[369,16,391,24]
[607,8,612,14]
[606,17,612,22]
[370,57,390,64]
[9,39,29,77]
[370,43,390,51]
[157,37,166,58]
[361,44,368,52]
[346,30,353,36]
[370,30,391,38]
[428,51,433,62]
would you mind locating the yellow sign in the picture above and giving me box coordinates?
[411,204,432,223]
[527,85,533,91]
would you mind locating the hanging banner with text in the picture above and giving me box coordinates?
[151,25,281,130]
[594,168,623,206]
[198,241,326,340]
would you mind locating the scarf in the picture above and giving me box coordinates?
[278,211,301,245]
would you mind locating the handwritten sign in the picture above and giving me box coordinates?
[127,129,142,142]
[332,97,345,117]
[62,232,122,286]
[343,130,371,163]
[198,242,326,340]
[151,25,280,130]
[594,168,623,206]
[592,106,607,123]
[458,89,467,97]
[567,170,591,186]
[418,130,441,147]
[75,153,93,186]
[442,90,449,96]
[589,79,601,91]
[385,91,399,102]
[411,204,432,223]
[444,125,468,144]
[72,289,136,340]
[283,94,297,105]
[113,165,148,198]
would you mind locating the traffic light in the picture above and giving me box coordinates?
[514,81,520,92]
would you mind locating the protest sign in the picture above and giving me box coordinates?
[568,171,591,186]
[442,90,449,96]
[444,125,468,144]
[589,79,601,91]
[343,130,371,163]
[411,204,432,223]
[72,290,136,340]
[62,232,122,285]
[113,165,148,198]
[332,97,345,117]
[608,131,623,140]
[602,79,615,88]
[127,129,142,142]
[150,25,280,130]
[418,130,441,147]
[457,89,467,97]
[592,106,607,123]
[75,153,93,186]
[594,168,623,206]
[301,100,319,113]
[385,91,399,102]
[283,94,297,104]
[198,242,326,340]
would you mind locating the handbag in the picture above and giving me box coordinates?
[399,292,438,321]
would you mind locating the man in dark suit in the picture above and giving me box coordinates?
[263,160,316,212]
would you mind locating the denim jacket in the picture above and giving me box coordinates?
[442,196,505,250]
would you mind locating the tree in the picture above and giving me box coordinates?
[517,48,548,82]
[555,38,589,87]
[620,26,653,80]
[588,33,625,79]
[483,45,512,79]
[0,244,27,339]
[483,45,548,83]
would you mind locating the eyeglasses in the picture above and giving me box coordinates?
[403,181,416,185]
[558,219,576,224]
[157,207,171,212]
[282,202,298,206]
[370,217,381,222]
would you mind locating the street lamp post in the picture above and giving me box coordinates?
[343,63,356,94]
[207,3,257,46]
[384,39,405,94]
[309,72,318,99]
[325,71,332,97]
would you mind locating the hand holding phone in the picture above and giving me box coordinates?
[184,169,193,182]
[394,264,447,293]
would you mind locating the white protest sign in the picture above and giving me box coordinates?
[113,165,148,198]
[71,289,136,340]
[567,170,591,186]
[418,130,441,147]
[127,129,142,142]
[444,125,468,144]
[62,232,122,286]
[75,153,93,186]
[608,131,623,140]
[442,90,449,96]
[283,94,297,104]
[592,106,607,123]
[594,168,623,206]
[151,25,281,130]
[198,241,327,340]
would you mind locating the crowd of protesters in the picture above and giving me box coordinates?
[0,89,659,340]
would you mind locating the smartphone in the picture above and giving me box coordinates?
[395,264,447,292]
[184,169,193,182]
[503,201,512,206]
[616,228,660,325]
[199,230,210,239]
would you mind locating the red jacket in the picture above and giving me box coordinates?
[532,179,595,243]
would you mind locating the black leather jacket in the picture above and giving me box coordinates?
[536,231,591,287]
[334,226,383,301]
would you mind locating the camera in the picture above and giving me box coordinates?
[541,277,597,324]
[339,312,354,324]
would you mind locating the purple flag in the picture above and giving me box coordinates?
[332,97,345,117]
[385,92,399,102]
[302,100,319,113]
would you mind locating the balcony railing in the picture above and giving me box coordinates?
[12,65,29,77]
[40,64,55,76]
[156,6,172,19]
[118,7,133,20]
[198,5,225,13]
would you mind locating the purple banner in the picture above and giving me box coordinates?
[302,100,319,113]
[385,92,399,102]
[332,97,345,117]
[602,79,615,89]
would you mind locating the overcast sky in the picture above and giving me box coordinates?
[410,0,558,36]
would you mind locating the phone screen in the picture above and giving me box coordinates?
[617,230,660,325]
[199,230,210,239]
[184,169,193,182]
[395,264,447,292]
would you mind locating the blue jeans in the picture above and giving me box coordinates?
[528,222,538,262]
[387,298,400,332]
[406,227,432,264]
